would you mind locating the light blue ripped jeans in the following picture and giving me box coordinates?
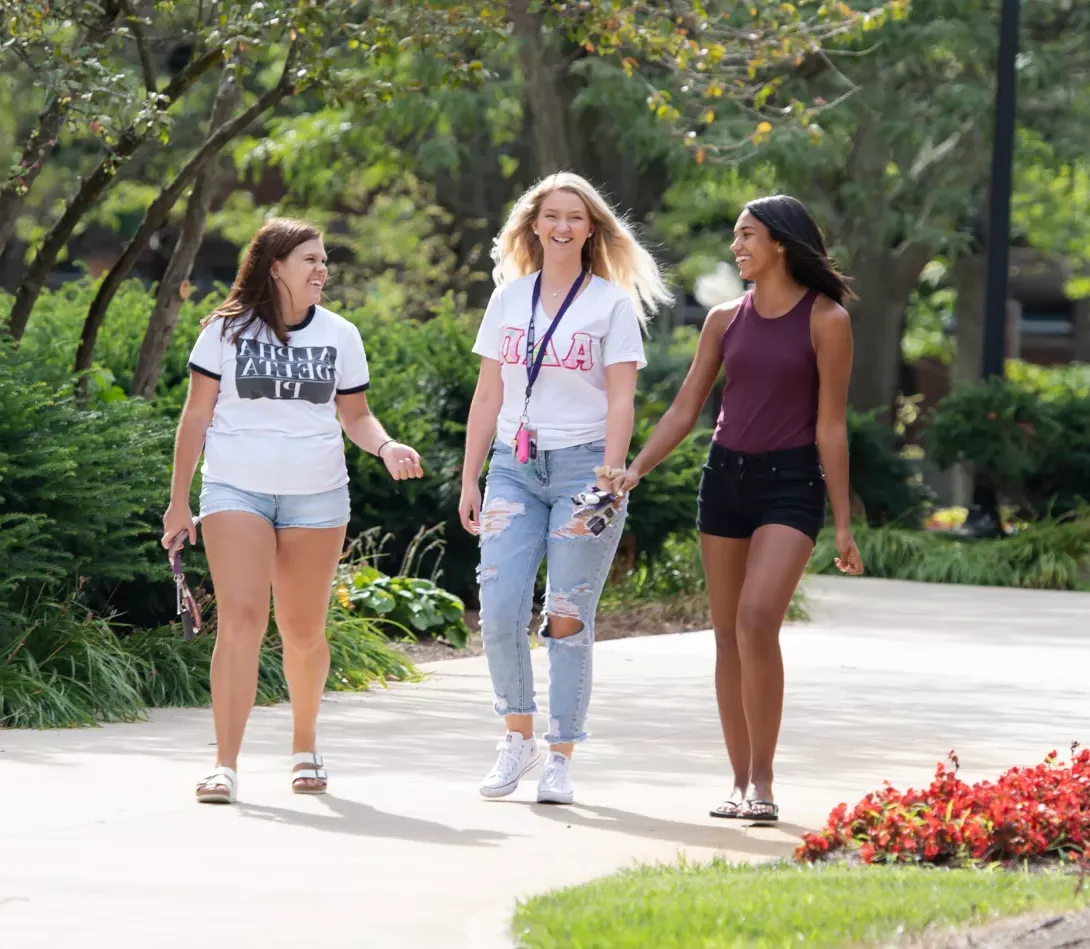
[477,440,628,745]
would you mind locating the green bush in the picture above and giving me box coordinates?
[847,410,933,528]
[0,338,175,637]
[603,530,810,623]
[808,514,1090,590]
[1,594,419,728]
[926,372,1090,518]
[925,377,1050,506]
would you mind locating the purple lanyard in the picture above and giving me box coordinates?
[523,270,584,415]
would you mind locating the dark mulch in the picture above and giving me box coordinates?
[390,602,714,665]
[898,907,1090,949]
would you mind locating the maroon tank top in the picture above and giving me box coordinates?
[712,288,819,453]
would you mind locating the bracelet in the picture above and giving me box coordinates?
[594,465,624,479]
[375,438,395,457]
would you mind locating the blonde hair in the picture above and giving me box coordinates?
[491,172,673,326]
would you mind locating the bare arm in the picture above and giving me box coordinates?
[336,391,423,479]
[812,298,853,530]
[626,301,737,481]
[462,358,504,488]
[458,358,503,533]
[813,297,863,574]
[601,361,637,485]
[162,372,218,545]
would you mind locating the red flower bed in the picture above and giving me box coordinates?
[796,747,1090,866]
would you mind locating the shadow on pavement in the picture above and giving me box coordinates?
[236,793,515,848]
[514,800,804,859]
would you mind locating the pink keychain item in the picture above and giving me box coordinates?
[515,420,537,464]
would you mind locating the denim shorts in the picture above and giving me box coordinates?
[697,442,826,544]
[198,481,350,530]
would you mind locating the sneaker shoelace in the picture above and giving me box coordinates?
[489,740,524,778]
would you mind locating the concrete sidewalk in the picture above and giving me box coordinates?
[1,576,1087,948]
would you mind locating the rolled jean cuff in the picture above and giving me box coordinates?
[492,697,538,717]
[543,726,590,745]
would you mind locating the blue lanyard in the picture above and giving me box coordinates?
[523,270,585,412]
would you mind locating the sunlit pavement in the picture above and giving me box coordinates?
[2,575,1086,948]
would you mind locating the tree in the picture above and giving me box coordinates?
[4,5,231,340]
[0,0,128,258]
[672,0,1090,413]
[74,41,301,376]
[130,61,241,400]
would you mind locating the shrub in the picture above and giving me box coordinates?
[340,299,483,601]
[0,594,147,728]
[624,421,710,560]
[846,410,933,528]
[808,514,1090,590]
[796,748,1090,866]
[926,374,1090,518]
[2,591,419,728]
[0,339,175,637]
[603,530,810,623]
[925,377,1050,508]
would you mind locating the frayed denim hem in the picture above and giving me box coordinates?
[492,697,538,717]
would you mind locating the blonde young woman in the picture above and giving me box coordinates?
[162,217,422,804]
[459,172,672,804]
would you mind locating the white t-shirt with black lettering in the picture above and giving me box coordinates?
[472,272,647,450]
[188,304,369,495]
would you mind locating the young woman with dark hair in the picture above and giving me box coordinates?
[613,194,863,822]
[162,217,423,804]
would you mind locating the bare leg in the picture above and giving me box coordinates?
[272,524,347,791]
[201,512,276,777]
[736,524,814,810]
[700,534,751,809]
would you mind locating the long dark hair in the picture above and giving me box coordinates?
[205,217,321,344]
[744,195,855,305]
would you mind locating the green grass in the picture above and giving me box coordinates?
[513,861,1088,949]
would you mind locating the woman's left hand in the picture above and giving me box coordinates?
[380,441,424,480]
[833,526,864,575]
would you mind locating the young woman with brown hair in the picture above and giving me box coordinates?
[162,217,422,804]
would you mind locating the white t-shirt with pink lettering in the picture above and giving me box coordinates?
[472,272,647,451]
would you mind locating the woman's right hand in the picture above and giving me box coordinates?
[610,463,643,497]
[162,502,197,550]
[459,483,482,535]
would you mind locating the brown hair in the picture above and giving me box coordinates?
[204,217,322,344]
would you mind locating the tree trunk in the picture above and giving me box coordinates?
[74,57,296,376]
[952,254,986,387]
[507,0,573,176]
[846,243,933,417]
[4,47,224,342]
[131,65,241,399]
[0,2,122,259]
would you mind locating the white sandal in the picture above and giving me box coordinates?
[196,766,237,804]
[291,752,328,795]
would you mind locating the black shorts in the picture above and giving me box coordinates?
[696,442,827,544]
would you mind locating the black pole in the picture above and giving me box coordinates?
[981,0,1021,379]
[965,0,1020,538]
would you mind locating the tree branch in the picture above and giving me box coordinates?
[74,43,300,375]
[132,59,242,398]
[119,0,158,94]
[4,42,227,341]
[0,0,123,259]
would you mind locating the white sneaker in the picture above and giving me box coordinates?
[479,731,544,799]
[536,752,574,804]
